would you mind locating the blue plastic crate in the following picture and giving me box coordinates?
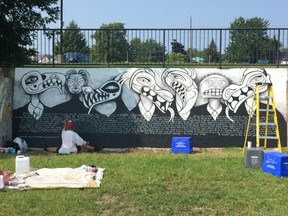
[171,137,192,154]
[262,151,288,177]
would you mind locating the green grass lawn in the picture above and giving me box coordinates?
[1,148,288,216]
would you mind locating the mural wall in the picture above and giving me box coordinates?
[13,68,287,149]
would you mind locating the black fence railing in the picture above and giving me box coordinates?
[18,28,288,67]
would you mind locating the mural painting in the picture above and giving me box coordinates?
[13,68,287,149]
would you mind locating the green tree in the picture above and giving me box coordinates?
[225,17,280,63]
[141,38,165,63]
[166,52,187,64]
[171,39,186,55]
[0,0,59,66]
[55,21,89,55]
[91,23,129,63]
[129,38,142,62]
[203,39,219,63]
[186,48,204,63]
[127,38,165,63]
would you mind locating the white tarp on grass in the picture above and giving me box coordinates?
[9,166,105,189]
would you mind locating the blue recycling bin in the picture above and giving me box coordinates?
[262,151,288,177]
[171,137,192,154]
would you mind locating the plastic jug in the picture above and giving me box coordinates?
[0,175,4,189]
[15,155,30,173]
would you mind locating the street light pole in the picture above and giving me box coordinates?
[60,0,63,55]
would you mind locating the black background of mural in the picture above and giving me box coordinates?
[13,96,287,149]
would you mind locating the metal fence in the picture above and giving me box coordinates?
[24,28,288,67]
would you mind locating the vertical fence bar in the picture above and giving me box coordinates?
[219,29,222,69]
[276,29,281,68]
[107,29,110,66]
[163,29,166,67]
[52,30,55,67]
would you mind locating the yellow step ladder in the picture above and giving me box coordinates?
[243,82,282,153]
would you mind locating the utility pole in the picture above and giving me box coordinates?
[189,16,193,63]
[60,0,63,55]
[58,0,64,63]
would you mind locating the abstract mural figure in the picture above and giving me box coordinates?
[161,68,198,120]
[81,72,129,114]
[65,69,90,94]
[199,74,229,120]
[223,68,271,122]
[21,70,65,120]
[129,68,174,121]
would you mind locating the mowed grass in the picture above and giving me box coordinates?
[1,148,288,216]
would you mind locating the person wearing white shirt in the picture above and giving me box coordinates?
[45,120,97,154]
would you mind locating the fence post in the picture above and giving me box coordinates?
[107,29,110,66]
[52,30,55,67]
[276,29,281,68]
[163,30,166,67]
[219,29,222,69]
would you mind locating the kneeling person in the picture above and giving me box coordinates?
[46,120,96,154]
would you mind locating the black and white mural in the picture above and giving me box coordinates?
[13,68,287,148]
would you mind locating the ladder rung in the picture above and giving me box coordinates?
[259,109,274,112]
[259,96,273,100]
[259,122,276,126]
[259,136,278,139]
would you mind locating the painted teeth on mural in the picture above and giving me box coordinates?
[247,89,253,95]
[147,95,154,101]
[204,89,222,96]
[157,95,165,103]
[231,89,241,97]
[242,86,249,93]
[155,100,168,112]
[83,92,109,108]
[42,78,62,89]
[143,86,150,93]
[165,101,171,111]
[238,95,246,101]
[172,81,185,100]
[231,101,238,109]
[155,101,162,109]
[171,82,185,101]
[149,90,156,96]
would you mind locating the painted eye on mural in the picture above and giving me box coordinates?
[77,78,85,86]
[205,80,214,85]
[217,80,227,86]
[67,79,76,85]
[169,73,185,81]
[102,82,120,93]
[25,75,39,85]
[249,75,264,84]
[137,77,151,86]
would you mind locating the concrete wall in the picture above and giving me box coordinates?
[12,67,288,149]
[0,68,14,147]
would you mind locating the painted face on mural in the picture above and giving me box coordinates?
[65,69,89,94]
[223,68,271,121]
[200,74,229,99]
[21,70,64,94]
[21,70,65,120]
[81,72,128,114]
[66,74,86,94]
[162,68,198,120]
[130,68,175,121]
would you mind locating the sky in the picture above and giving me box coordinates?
[49,0,288,29]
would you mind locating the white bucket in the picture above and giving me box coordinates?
[15,155,30,173]
[247,141,252,148]
[0,175,4,189]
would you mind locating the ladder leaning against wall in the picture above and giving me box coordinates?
[243,82,282,153]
